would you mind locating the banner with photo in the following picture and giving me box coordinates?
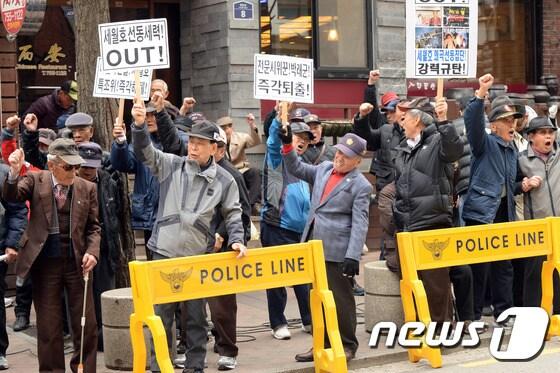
[406,0,478,78]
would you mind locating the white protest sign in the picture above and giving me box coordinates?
[93,57,152,100]
[406,0,478,78]
[254,54,314,103]
[98,18,169,71]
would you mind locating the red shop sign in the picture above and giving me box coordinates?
[1,0,27,36]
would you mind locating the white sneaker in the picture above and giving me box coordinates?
[217,355,237,370]
[0,355,8,370]
[3,298,13,308]
[174,354,186,369]
[174,354,208,369]
[271,325,291,340]
[301,324,312,334]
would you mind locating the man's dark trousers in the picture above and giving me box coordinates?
[0,262,8,357]
[324,262,358,354]
[466,198,513,320]
[208,295,237,357]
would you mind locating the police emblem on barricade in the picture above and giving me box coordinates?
[160,267,193,293]
[422,238,449,260]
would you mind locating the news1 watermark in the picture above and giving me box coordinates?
[369,307,550,361]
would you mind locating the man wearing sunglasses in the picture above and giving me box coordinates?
[4,138,100,373]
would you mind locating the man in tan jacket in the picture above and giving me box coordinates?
[218,114,262,214]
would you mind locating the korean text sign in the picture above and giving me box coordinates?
[98,19,169,71]
[254,54,314,104]
[406,0,478,78]
[93,57,153,100]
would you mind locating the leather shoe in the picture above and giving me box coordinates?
[13,315,29,332]
[295,348,314,362]
[344,348,356,361]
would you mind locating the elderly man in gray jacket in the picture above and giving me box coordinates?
[279,129,372,363]
[518,116,560,313]
[129,98,247,373]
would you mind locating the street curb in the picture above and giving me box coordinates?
[277,332,502,373]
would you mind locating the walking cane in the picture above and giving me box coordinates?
[77,273,89,373]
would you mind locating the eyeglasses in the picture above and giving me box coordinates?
[57,162,79,172]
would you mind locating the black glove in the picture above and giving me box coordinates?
[278,124,292,145]
[341,258,360,277]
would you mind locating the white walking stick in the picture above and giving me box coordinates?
[77,273,89,373]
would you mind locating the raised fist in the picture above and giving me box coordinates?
[368,70,380,85]
[434,97,448,122]
[131,97,146,126]
[8,148,24,176]
[5,115,20,131]
[246,113,256,128]
[478,74,494,92]
[151,91,165,113]
[359,102,374,118]
[179,97,196,116]
[23,113,38,132]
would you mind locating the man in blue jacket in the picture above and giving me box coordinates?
[0,164,27,369]
[462,74,523,326]
[261,111,314,340]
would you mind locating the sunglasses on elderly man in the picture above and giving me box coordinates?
[57,162,80,172]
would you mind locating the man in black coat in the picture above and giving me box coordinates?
[393,97,462,322]
[77,142,121,351]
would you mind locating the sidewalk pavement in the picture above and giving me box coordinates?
[2,250,494,372]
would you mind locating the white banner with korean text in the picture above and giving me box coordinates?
[406,0,478,78]
[254,54,314,103]
[93,57,152,100]
[98,18,169,71]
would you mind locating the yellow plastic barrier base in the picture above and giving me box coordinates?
[397,217,560,368]
[128,241,347,373]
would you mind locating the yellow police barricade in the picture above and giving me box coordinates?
[128,240,347,373]
[397,216,560,368]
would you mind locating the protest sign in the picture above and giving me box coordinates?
[254,54,314,104]
[1,0,26,36]
[93,57,152,100]
[406,0,478,78]
[98,19,169,71]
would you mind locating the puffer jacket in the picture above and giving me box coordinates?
[110,132,161,231]
[518,142,559,219]
[462,98,519,223]
[132,123,244,258]
[393,122,462,231]
[261,118,310,233]
[452,117,472,196]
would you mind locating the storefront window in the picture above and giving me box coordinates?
[477,0,535,83]
[259,0,371,75]
[259,0,312,58]
[316,0,368,69]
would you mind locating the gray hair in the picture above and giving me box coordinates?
[151,79,168,93]
[407,109,434,126]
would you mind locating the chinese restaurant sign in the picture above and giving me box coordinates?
[405,0,478,78]
[1,0,26,36]
[254,54,314,103]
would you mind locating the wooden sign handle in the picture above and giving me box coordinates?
[134,70,141,101]
[280,102,288,126]
[117,98,125,127]
[436,78,444,101]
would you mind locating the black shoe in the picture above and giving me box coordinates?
[177,341,187,355]
[13,315,30,332]
[295,348,314,362]
[482,305,493,317]
[182,368,204,373]
[353,283,365,297]
[344,348,356,361]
